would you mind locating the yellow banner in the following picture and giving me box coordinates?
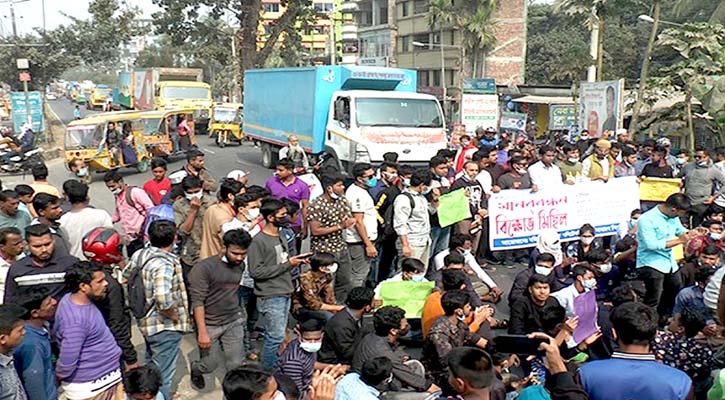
[639,177,681,202]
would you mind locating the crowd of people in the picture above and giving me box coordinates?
[1,127,725,400]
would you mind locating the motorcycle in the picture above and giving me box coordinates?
[0,147,43,173]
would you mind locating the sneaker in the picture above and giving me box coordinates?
[190,362,205,390]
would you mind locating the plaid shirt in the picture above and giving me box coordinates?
[129,246,191,337]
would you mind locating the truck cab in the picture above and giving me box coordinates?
[154,81,212,118]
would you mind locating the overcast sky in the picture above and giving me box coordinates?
[0,0,160,35]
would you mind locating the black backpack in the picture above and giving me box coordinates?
[127,255,158,320]
[382,192,415,238]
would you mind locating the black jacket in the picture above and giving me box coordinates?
[547,372,589,400]
[94,269,137,365]
[318,308,368,364]
[508,266,565,308]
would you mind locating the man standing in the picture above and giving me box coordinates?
[265,158,311,245]
[128,220,190,400]
[174,176,213,279]
[143,158,172,206]
[200,178,243,259]
[249,198,309,369]
[308,173,355,302]
[179,149,217,193]
[31,193,71,256]
[641,146,675,178]
[582,139,615,182]
[637,193,700,319]
[429,156,452,263]
[615,146,638,177]
[681,148,725,227]
[189,229,251,390]
[557,144,583,184]
[0,190,31,231]
[58,180,113,260]
[54,262,123,400]
[278,135,310,169]
[345,163,378,289]
[476,127,499,148]
[104,170,155,256]
[29,164,60,198]
[0,304,28,400]
[0,227,25,304]
[394,169,436,271]
[4,224,77,300]
[529,145,564,190]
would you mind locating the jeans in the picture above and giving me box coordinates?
[376,236,399,284]
[257,295,291,369]
[193,318,245,374]
[332,248,353,304]
[239,286,258,354]
[638,266,682,319]
[429,226,450,272]
[145,330,183,400]
[347,242,372,290]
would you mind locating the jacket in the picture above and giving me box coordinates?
[583,154,615,178]
[94,269,137,365]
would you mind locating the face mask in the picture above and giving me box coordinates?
[273,215,290,228]
[422,186,432,195]
[365,177,378,188]
[383,172,397,183]
[711,232,723,241]
[110,187,122,196]
[583,278,597,291]
[460,248,472,258]
[403,178,411,187]
[535,266,552,276]
[330,192,340,200]
[676,158,686,165]
[568,157,578,164]
[247,207,260,219]
[324,263,338,274]
[598,263,612,274]
[299,340,322,353]
[272,391,287,400]
[698,161,708,167]
[411,274,426,282]
[516,168,527,175]
[580,237,594,245]
[461,141,470,147]
[457,311,467,322]
[185,191,203,201]
[76,167,88,177]
[629,218,638,229]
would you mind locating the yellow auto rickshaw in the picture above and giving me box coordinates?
[209,103,243,148]
[138,109,199,157]
[64,111,151,180]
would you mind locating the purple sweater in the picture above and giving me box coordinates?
[53,293,121,383]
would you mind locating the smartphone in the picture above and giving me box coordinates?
[493,335,547,355]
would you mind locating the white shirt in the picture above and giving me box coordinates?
[475,170,493,194]
[345,184,378,243]
[551,284,583,317]
[432,249,497,289]
[528,161,564,190]
[704,266,724,311]
[222,217,262,237]
[59,207,113,260]
[0,257,10,304]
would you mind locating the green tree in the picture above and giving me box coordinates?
[672,0,725,24]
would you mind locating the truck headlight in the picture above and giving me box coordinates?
[354,144,371,163]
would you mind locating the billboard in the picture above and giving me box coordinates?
[549,104,577,130]
[500,111,527,132]
[118,72,133,109]
[133,70,154,110]
[461,94,499,133]
[11,92,44,133]
[578,79,624,137]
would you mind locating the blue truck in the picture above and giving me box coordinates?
[243,65,447,170]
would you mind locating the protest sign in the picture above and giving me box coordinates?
[379,281,435,318]
[579,80,624,137]
[488,177,639,250]
[438,189,471,228]
[573,290,599,344]
[639,177,681,202]
[461,94,498,133]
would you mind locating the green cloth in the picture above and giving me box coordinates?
[708,369,725,400]
[437,188,471,228]
[379,281,435,318]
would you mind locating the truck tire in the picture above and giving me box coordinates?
[261,143,278,169]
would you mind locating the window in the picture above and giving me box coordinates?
[414,0,429,14]
[313,2,334,12]
[447,70,455,87]
[401,1,409,17]
[419,70,429,87]
[263,3,280,13]
[432,32,440,44]
[379,6,388,24]
[432,70,441,87]
[413,33,429,48]
[401,36,410,52]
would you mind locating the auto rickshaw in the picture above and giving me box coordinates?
[64,111,150,181]
[209,103,243,148]
[137,109,199,157]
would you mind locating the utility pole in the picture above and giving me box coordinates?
[630,3,662,138]
[41,0,45,33]
[9,0,17,38]
[586,6,599,82]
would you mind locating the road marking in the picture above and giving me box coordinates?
[47,103,66,128]
[202,147,216,155]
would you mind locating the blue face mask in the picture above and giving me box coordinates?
[411,274,426,282]
[365,177,378,188]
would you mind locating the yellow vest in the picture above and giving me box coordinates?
[586,154,615,178]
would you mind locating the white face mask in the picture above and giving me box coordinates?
[272,390,286,400]
[515,168,527,175]
[583,278,597,291]
[411,273,426,282]
[76,167,88,177]
[457,311,467,322]
[247,207,260,219]
[580,236,595,245]
[330,192,340,200]
[711,232,723,241]
[598,263,612,274]
[299,340,322,353]
[535,266,552,276]
[185,191,203,201]
[110,187,122,196]
[324,263,338,274]
[568,157,578,163]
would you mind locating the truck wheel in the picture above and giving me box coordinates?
[261,143,278,169]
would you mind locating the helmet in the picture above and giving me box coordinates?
[656,137,671,147]
[82,227,123,264]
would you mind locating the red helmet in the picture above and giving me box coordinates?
[82,227,123,264]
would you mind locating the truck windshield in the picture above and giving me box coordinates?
[161,87,210,100]
[65,125,101,149]
[96,89,112,96]
[356,98,443,128]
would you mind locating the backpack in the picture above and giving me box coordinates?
[127,255,159,320]
[382,192,415,238]
[124,186,148,216]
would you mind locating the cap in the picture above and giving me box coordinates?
[616,128,628,136]
[168,170,188,185]
[227,170,247,180]
[657,137,671,147]
[595,139,611,149]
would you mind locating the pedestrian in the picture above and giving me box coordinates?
[265,158,311,249]
[373,164,413,284]
[675,149,690,176]
[31,193,71,256]
[54,262,123,400]
[528,145,564,190]
[393,169,435,271]
[0,227,24,304]
[223,193,264,236]
[308,172,355,302]
[477,127,500,148]
[189,229,252,390]
[248,198,310,369]
[0,190,31,231]
[345,163,378,289]
[173,175,213,283]
[104,170,154,256]
[58,180,113,260]
[178,149,217,193]
[556,144,583,184]
[123,365,163,400]
[318,286,374,365]
[127,220,191,400]
[67,159,89,183]
[73,105,81,120]
[680,148,725,227]
[13,185,33,217]
[12,287,57,400]
[292,252,344,321]
[29,163,60,199]
[451,161,487,251]
[81,228,138,371]
[278,135,310,169]
[4,224,77,300]
[143,158,172,206]
[454,135,478,173]
[428,156,452,266]
[176,115,192,152]
[370,161,398,199]
[582,139,615,182]
[0,304,28,400]
[614,146,638,177]
[200,178,243,259]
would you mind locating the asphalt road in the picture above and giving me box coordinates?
[0,100,521,398]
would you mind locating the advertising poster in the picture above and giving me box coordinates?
[578,79,624,137]
[549,105,578,130]
[11,91,44,133]
[500,111,527,132]
[461,94,499,133]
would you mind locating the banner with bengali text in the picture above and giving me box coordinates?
[488,177,640,250]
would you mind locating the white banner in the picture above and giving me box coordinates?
[461,94,498,133]
[488,177,640,250]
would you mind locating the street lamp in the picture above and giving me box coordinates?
[638,14,683,27]
[413,41,465,121]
